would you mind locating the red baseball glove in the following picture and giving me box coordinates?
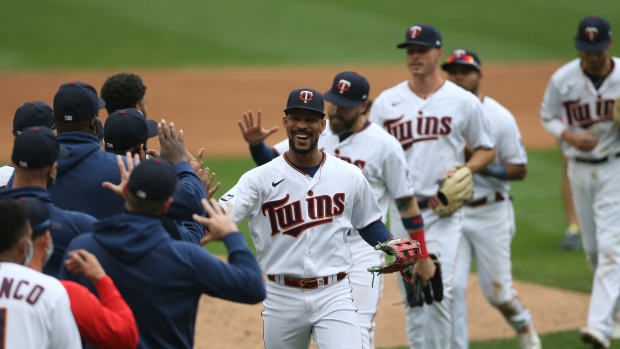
[367,238,421,285]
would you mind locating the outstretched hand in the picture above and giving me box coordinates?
[102,152,141,198]
[197,167,221,199]
[187,148,205,174]
[237,110,278,146]
[193,199,238,245]
[158,119,188,165]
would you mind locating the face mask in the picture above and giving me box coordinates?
[23,237,34,266]
[43,242,54,266]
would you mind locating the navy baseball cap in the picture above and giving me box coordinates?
[18,197,61,237]
[441,49,482,72]
[575,16,612,52]
[53,81,106,123]
[12,126,69,169]
[13,101,55,135]
[324,72,370,108]
[284,88,325,116]
[127,158,178,201]
[397,24,442,49]
[104,108,158,151]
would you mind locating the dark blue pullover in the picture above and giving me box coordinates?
[59,213,265,349]
[0,186,97,277]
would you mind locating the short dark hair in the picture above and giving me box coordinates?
[101,73,147,115]
[0,199,29,253]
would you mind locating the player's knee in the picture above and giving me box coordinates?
[484,281,511,307]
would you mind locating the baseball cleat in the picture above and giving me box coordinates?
[580,326,610,349]
[517,323,541,349]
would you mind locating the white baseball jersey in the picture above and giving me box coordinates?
[0,262,81,349]
[370,80,495,198]
[219,152,383,277]
[472,96,528,198]
[273,121,415,220]
[0,165,14,189]
[541,57,620,159]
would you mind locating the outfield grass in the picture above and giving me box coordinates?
[202,149,594,294]
[0,0,618,70]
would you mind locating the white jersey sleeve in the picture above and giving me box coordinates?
[351,166,384,229]
[0,165,14,189]
[218,172,260,225]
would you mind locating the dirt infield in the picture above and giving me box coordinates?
[0,63,587,347]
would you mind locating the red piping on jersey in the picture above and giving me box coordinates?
[283,151,326,176]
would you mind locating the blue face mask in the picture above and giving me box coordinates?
[23,237,33,266]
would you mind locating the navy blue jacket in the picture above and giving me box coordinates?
[47,132,206,221]
[59,213,265,349]
[0,186,97,276]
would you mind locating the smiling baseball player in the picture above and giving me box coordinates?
[442,49,540,349]
[370,24,496,349]
[221,88,420,349]
[238,72,437,349]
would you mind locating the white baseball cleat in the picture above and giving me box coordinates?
[517,323,542,349]
[580,326,610,349]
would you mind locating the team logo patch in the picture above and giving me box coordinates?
[221,193,234,202]
[454,49,466,57]
[585,27,599,41]
[337,79,351,94]
[299,91,313,103]
[64,115,73,121]
[409,26,422,38]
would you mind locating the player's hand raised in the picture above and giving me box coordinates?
[102,151,141,198]
[158,119,188,165]
[193,199,238,245]
[238,109,279,146]
[197,167,221,199]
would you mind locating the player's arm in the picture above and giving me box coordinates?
[237,109,281,165]
[479,113,528,181]
[463,101,497,173]
[192,198,266,303]
[62,249,139,349]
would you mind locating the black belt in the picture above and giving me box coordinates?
[575,151,620,164]
[467,192,506,208]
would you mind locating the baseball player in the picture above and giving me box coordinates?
[0,126,97,277]
[541,16,620,349]
[101,72,149,117]
[238,72,436,349]
[21,196,138,348]
[369,24,496,349]
[441,49,540,349]
[60,156,266,349]
[0,198,81,349]
[221,88,418,349]
[0,101,55,189]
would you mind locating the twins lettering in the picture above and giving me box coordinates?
[563,98,614,128]
[383,115,452,150]
[261,193,346,238]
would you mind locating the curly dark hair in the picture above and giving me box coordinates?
[100,73,147,114]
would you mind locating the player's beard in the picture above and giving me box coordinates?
[328,112,359,135]
[289,136,319,155]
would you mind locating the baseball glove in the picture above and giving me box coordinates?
[367,238,421,285]
[613,97,620,130]
[403,254,443,307]
[428,164,473,217]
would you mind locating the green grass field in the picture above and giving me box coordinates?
[0,0,618,70]
[2,0,617,346]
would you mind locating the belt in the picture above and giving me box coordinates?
[267,272,347,290]
[574,151,620,165]
[467,192,505,208]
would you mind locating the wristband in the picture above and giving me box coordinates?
[402,215,424,231]
[402,215,428,258]
[482,165,508,180]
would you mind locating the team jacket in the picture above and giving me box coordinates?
[0,186,97,277]
[61,276,139,349]
[5,132,207,244]
[59,212,266,349]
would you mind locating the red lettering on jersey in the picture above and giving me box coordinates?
[384,115,415,150]
[0,279,12,298]
[263,193,346,238]
[417,116,452,136]
[439,116,452,134]
[14,280,28,300]
[563,98,614,129]
[0,278,44,306]
[334,155,366,170]
[26,285,44,305]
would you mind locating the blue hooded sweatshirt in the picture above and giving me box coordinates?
[0,186,97,277]
[47,132,206,221]
[59,213,265,349]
